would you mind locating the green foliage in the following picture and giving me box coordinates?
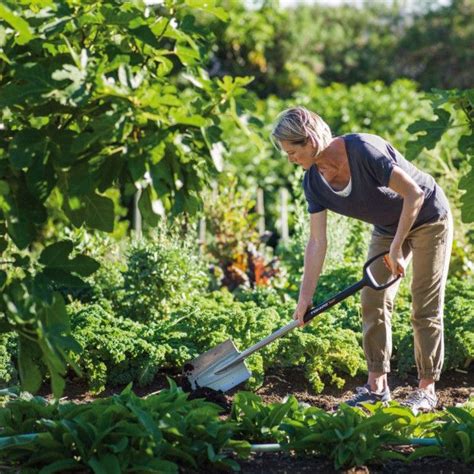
[395,0,474,91]
[0,0,256,396]
[406,89,474,223]
[230,391,300,443]
[200,0,287,97]
[0,374,473,471]
[173,290,284,388]
[282,404,408,469]
[275,322,366,394]
[443,278,474,370]
[0,333,16,386]
[202,0,473,96]
[437,406,474,464]
[0,381,247,472]
[69,303,168,393]
[116,227,210,323]
[2,283,82,398]
[202,176,281,290]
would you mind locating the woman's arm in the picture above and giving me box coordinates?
[294,210,328,327]
[387,166,425,276]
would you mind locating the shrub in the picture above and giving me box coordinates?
[115,227,210,323]
[172,290,286,388]
[69,303,168,393]
[0,333,17,387]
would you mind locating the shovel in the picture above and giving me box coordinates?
[184,251,400,392]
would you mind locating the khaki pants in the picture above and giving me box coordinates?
[361,213,453,381]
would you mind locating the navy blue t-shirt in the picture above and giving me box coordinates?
[303,133,450,235]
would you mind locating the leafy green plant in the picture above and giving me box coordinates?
[407,89,474,222]
[281,403,408,469]
[437,406,474,463]
[203,176,280,291]
[69,303,168,393]
[173,290,285,388]
[0,332,16,386]
[116,226,210,323]
[0,0,257,396]
[0,380,249,472]
[230,391,300,443]
[274,321,366,394]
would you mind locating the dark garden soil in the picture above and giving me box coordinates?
[39,366,474,474]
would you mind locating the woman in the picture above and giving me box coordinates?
[271,106,452,413]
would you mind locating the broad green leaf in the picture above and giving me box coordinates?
[0,236,7,253]
[26,156,56,202]
[406,109,451,160]
[458,132,474,155]
[49,130,78,167]
[49,369,66,399]
[99,4,136,26]
[45,292,68,328]
[0,4,34,45]
[69,254,100,277]
[32,273,54,305]
[126,400,163,442]
[157,56,174,76]
[0,180,9,195]
[0,62,57,107]
[18,337,43,394]
[39,240,74,267]
[129,25,161,49]
[67,161,99,196]
[170,111,209,127]
[0,433,39,450]
[42,268,86,288]
[9,129,47,169]
[184,0,228,21]
[150,159,173,198]
[89,454,121,474]
[6,213,37,249]
[174,45,200,66]
[82,193,115,232]
[65,194,115,232]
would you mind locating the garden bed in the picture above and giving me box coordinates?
[51,366,474,413]
[35,367,474,473]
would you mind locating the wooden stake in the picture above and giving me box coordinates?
[280,187,289,243]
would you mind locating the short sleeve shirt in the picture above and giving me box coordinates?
[303,133,450,235]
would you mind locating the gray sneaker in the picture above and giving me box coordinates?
[401,389,438,415]
[343,384,391,408]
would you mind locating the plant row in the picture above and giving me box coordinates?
[0,383,473,472]
[1,221,472,396]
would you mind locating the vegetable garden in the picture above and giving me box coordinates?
[0,0,473,472]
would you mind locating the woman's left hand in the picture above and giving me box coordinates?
[384,244,405,277]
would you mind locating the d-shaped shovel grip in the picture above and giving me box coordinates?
[303,251,401,324]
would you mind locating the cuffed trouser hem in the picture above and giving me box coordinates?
[418,370,442,382]
[367,361,391,373]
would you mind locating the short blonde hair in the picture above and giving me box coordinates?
[271,106,332,156]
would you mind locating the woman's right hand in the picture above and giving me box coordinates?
[293,299,313,327]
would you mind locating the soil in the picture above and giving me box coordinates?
[38,367,474,473]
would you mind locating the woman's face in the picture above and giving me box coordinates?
[279,139,316,170]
